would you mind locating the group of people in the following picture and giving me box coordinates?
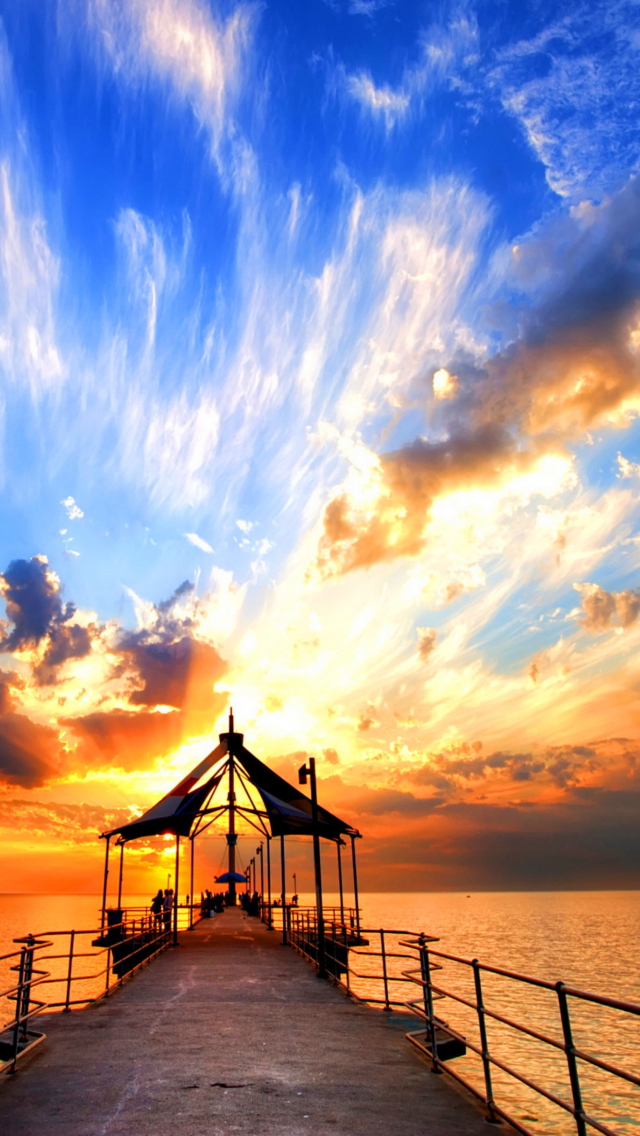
[150,887,174,927]
[240,890,261,917]
[198,888,262,917]
[200,890,226,916]
[149,885,265,924]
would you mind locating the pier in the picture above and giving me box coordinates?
[0,907,493,1136]
[3,721,639,1136]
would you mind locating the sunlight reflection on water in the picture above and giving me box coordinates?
[352,892,640,1136]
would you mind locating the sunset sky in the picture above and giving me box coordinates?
[1,0,640,894]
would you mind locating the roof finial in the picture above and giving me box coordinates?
[229,706,234,734]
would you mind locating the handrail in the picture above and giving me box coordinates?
[0,905,199,1071]
[282,911,640,1136]
[397,933,640,1136]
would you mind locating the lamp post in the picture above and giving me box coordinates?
[256,843,264,913]
[298,757,326,979]
[266,835,272,929]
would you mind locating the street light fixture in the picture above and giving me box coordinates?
[298,757,326,979]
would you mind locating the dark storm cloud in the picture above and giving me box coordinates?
[0,713,62,787]
[114,580,228,717]
[361,787,640,890]
[62,709,186,771]
[345,787,444,816]
[0,556,93,685]
[123,636,225,710]
[312,177,640,578]
[0,669,20,714]
[0,556,77,650]
[408,743,600,794]
[318,774,443,819]
[34,624,94,685]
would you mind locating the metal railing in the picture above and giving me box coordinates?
[401,935,640,1136]
[262,903,360,938]
[0,936,51,1073]
[34,914,174,1011]
[0,904,201,1074]
[286,909,640,1136]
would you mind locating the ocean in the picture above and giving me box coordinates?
[1,890,639,1133]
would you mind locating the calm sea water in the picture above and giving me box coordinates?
[1,890,639,1134]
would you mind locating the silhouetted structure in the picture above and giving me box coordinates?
[100,710,361,949]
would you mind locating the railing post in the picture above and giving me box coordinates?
[380,929,391,1011]
[64,930,75,1012]
[419,934,440,1073]
[104,946,111,997]
[472,959,498,1122]
[9,945,27,1072]
[20,936,35,1043]
[556,982,587,1136]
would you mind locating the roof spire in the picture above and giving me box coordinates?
[229,706,234,734]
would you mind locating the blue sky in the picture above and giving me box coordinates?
[1,0,640,890]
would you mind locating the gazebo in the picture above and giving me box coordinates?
[100,711,362,957]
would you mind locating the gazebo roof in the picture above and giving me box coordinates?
[103,729,358,844]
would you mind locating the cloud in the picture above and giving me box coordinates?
[185,532,214,553]
[488,3,640,199]
[432,367,458,400]
[311,177,640,578]
[357,704,378,732]
[84,0,255,183]
[34,623,93,685]
[0,555,95,686]
[0,556,78,651]
[0,712,62,787]
[576,582,640,631]
[322,747,340,764]
[616,452,640,478]
[0,560,231,780]
[330,12,478,130]
[62,708,185,771]
[0,798,131,842]
[124,636,226,711]
[417,627,437,661]
[61,496,84,520]
[344,72,409,128]
[0,160,63,396]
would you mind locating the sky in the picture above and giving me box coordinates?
[1,0,640,894]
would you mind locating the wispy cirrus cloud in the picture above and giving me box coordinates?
[488,1,640,199]
[80,0,256,185]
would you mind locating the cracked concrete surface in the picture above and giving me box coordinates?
[0,908,504,1135]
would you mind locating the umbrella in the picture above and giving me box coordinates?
[215,871,248,883]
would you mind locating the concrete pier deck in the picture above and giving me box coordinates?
[0,908,500,1135]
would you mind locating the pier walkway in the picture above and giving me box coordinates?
[0,908,499,1136]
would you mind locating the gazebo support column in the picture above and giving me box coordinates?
[337,839,345,927]
[266,835,272,929]
[351,834,361,937]
[189,836,195,930]
[299,757,326,978]
[257,842,264,921]
[101,835,111,930]
[173,835,180,945]
[117,842,125,909]
[280,835,287,945]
